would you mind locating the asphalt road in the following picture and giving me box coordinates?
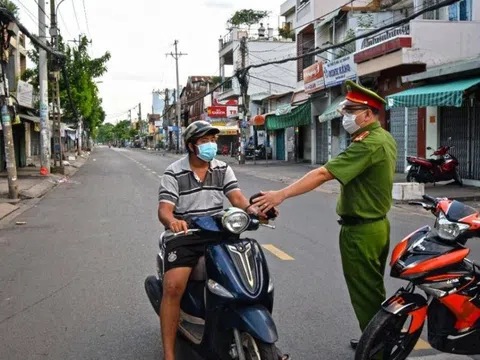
[1,146,479,360]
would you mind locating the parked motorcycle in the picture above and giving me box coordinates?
[406,138,462,185]
[144,195,280,360]
[355,194,480,360]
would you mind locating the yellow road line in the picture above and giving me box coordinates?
[414,338,431,350]
[262,244,294,260]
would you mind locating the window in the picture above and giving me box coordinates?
[423,0,442,20]
[297,0,310,11]
[448,0,472,21]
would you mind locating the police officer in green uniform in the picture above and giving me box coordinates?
[254,80,397,349]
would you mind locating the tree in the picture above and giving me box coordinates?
[113,120,131,141]
[0,0,19,16]
[97,123,114,143]
[22,35,111,135]
[227,9,269,28]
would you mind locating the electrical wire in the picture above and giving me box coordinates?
[82,0,91,38]
[58,11,71,38]
[71,0,81,33]
[249,74,296,90]
[32,0,50,20]
[14,0,39,27]
[0,7,65,58]
[243,0,460,72]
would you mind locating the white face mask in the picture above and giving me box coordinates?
[342,110,367,135]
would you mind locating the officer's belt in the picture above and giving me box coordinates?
[337,216,386,226]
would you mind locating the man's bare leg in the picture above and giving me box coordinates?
[160,267,192,360]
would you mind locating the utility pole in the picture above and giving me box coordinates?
[49,0,64,173]
[166,40,187,153]
[38,0,50,173]
[138,102,142,134]
[238,36,249,165]
[0,22,18,198]
[163,88,169,149]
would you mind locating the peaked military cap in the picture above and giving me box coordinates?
[343,80,386,110]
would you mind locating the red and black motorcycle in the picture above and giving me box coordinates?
[355,195,480,360]
[406,140,462,185]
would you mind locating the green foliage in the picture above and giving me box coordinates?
[113,120,132,141]
[211,76,223,85]
[227,9,269,28]
[22,35,111,133]
[97,123,115,143]
[0,0,19,16]
[129,127,138,138]
[278,27,295,41]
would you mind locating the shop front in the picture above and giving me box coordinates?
[265,101,311,162]
[303,61,327,164]
[387,76,480,181]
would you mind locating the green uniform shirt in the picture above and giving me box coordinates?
[325,121,397,219]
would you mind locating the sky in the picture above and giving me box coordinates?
[14,0,288,124]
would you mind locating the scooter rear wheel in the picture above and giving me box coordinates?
[354,309,423,360]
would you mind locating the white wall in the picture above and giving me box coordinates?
[426,107,438,154]
[406,20,480,66]
[246,41,297,96]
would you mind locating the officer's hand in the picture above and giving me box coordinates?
[169,219,188,234]
[253,191,286,213]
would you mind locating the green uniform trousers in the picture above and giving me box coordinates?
[339,218,390,332]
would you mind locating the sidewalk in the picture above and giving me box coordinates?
[146,149,480,202]
[0,151,91,221]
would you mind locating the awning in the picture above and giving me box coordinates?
[291,90,310,104]
[318,96,345,123]
[19,113,40,123]
[316,9,340,28]
[216,126,238,135]
[266,101,311,131]
[386,77,480,108]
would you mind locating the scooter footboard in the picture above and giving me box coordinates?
[382,291,428,334]
[223,304,278,343]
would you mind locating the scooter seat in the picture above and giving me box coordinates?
[190,256,206,281]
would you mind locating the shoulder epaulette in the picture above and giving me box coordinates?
[353,131,370,142]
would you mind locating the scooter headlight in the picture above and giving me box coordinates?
[222,208,250,234]
[435,212,469,241]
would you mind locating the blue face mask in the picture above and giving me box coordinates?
[196,142,217,162]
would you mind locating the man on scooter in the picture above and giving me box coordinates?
[157,120,288,360]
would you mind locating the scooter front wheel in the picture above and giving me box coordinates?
[354,309,423,360]
[241,332,277,360]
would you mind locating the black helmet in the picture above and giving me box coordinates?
[183,121,220,146]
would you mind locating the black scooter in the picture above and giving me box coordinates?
[145,196,280,359]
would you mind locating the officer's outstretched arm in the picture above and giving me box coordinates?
[281,167,334,200]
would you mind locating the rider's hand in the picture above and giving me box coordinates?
[169,219,188,234]
[253,191,286,213]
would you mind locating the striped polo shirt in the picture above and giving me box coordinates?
[158,156,240,221]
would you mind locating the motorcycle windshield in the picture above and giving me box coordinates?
[445,200,477,222]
